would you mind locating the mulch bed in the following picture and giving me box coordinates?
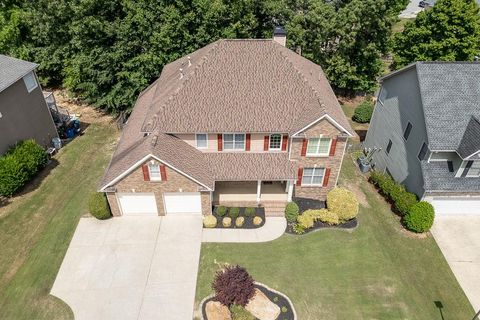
[201,283,295,320]
[285,218,358,235]
[293,197,326,213]
[210,206,266,229]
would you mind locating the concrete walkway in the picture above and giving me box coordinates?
[51,215,203,320]
[431,215,480,312]
[202,217,286,243]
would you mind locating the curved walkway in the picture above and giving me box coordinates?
[202,217,286,243]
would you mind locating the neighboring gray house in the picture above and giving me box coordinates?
[0,55,58,154]
[365,62,480,215]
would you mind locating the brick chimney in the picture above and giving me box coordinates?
[273,26,287,47]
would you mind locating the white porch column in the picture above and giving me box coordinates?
[287,180,294,202]
[256,180,262,203]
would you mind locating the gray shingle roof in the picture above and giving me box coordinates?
[0,55,38,92]
[421,161,480,192]
[457,116,480,159]
[416,62,480,153]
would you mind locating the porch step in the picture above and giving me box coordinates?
[263,202,287,217]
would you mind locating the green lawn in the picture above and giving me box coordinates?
[0,123,117,320]
[196,154,474,319]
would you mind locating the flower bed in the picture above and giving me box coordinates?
[201,284,296,320]
[285,217,357,235]
[205,206,266,229]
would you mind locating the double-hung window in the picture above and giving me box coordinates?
[302,168,325,186]
[403,122,412,141]
[418,142,428,161]
[23,71,38,93]
[148,164,161,181]
[223,134,245,150]
[307,137,331,156]
[269,134,282,150]
[196,133,208,149]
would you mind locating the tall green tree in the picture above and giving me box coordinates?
[393,0,480,68]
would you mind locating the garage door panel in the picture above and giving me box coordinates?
[430,198,480,215]
[164,193,201,214]
[118,193,158,216]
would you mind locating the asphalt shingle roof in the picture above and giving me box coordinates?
[99,39,352,190]
[0,55,38,92]
[458,116,480,159]
[421,161,480,192]
[416,62,480,153]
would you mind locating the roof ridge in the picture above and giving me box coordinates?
[154,40,222,131]
[275,44,327,112]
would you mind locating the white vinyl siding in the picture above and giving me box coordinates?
[223,134,245,150]
[23,71,38,93]
[302,167,325,186]
[148,164,161,181]
[196,133,208,149]
[306,137,331,156]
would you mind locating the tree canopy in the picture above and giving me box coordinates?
[393,0,480,68]
[0,0,408,113]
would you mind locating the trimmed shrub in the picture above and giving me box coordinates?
[212,265,255,307]
[352,100,374,123]
[230,304,255,320]
[253,216,263,226]
[393,190,418,216]
[229,207,240,219]
[297,213,314,229]
[244,207,256,217]
[326,187,359,221]
[292,223,305,234]
[216,206,227,216]
[235,216,245,227]
[368,170,385,186]
[203,215,217,228]
[285,202,300,223]
[0,140,48,197]
[377,175,397,198]
[305,209,339,225]
[404,201,435,233]
[88,192,111,220]
[222,217,232,227]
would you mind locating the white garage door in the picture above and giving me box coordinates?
[164,192,202,215]
[430,198,480,215]
[117,193,158,216]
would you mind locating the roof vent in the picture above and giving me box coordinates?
[273,26,287,47]
[474,56,479,62]
[188,56,192,67]
[151,134,159,147]
[179,68,184,79]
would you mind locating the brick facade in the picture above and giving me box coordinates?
[290,119,347,200]
[107,158,211,216]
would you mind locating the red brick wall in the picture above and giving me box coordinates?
[106,158,211,216]
[291,119,347,200]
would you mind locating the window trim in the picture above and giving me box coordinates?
[403,122,412,141]
[306,136,332,157]
[222,133,246,151]
[386,139,393,154]
[269,134,282,151]
[301,167,325,186]
[23,71,38,93]
[418,142,428,161]
[195,133,208,149]
[148,163,161,181]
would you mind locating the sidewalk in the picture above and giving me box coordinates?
[202,217,286,243]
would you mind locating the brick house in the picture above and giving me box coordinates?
[99,29,354,216]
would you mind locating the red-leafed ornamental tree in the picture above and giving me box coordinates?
[212,265,255,307]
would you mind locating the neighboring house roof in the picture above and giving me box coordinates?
[0,55,38,93]
[421,161,480,192]
[457,116,480,159]
[140,39,354,136]
[381,61,480,158]
[99,39,352,191]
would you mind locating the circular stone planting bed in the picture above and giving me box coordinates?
[285,217,358,235]
[208,206,266,229]
[201,282,296,320]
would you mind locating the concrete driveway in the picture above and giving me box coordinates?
[431,215,480,312]
[51,215,203,320]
